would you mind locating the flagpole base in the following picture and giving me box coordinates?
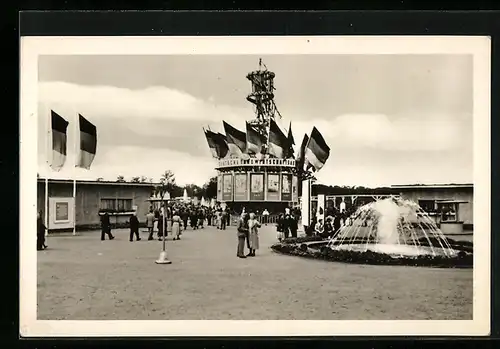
[155,251,172,264]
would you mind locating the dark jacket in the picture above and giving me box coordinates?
[130,215,139,230]
[101,213,111,228]
[37,217,46,236]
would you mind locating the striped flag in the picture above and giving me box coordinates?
[286,121,295,159]
[204,129,219,158]
[77,114,97,169]
[304,127,330,172]
[296,133,309,172]
[268,119,289,159]
[50,110,69,171]
[214,132,230,159]
[204,129,230,159]
[245,122,265,155]
[223,121,248,159]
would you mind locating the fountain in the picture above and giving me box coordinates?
[328,197,459,258]
[271,197,473,268]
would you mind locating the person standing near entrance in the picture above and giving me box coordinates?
[129,212,141,242]
[100,212,115,241]
[146,209,155,240]
[247,212,261,256]
[37,210,47,250]
[262,208,270,225]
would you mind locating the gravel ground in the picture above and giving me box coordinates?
[37,225,473,320]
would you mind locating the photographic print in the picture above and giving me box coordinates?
[20,36,490,337]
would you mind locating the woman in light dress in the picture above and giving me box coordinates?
[247,212,261,257]
[172,211,182,240]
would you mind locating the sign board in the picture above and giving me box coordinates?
[267,174,280,201]
[48,197,75,230]
[250,173,265,201]
[281,174,292,201]
[222,174,233,201]
[234,173,248,201]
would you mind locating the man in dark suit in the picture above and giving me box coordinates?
[129,212,141,242]
[100,212,115,241]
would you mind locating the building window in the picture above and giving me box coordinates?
[100,198,133,213]
[117,199,133,211]
[100,199,116,211]
[418,200,436,213]
[437,202,457,222]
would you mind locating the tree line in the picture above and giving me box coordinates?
[106,171,218,200]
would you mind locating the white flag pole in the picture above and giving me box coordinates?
[44,109,50,237]
[73,113,78,236]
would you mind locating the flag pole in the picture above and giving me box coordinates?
[45,109,50,237]
[73,113,78,236]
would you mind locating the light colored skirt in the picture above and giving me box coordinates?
[249,231,259,250]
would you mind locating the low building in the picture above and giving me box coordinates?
[37,179,156,232]
[392,183,473,234]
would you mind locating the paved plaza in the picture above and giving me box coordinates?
[37,225,473,320]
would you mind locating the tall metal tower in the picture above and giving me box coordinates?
[246,59,281,154]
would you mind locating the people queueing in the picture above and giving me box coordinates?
[129,211,141,242]
[247,212,261,257]
[236,212,250,258]
[37,210,47,250]
[146,209,155,240]
[100,211,115,241]
[172,211,182,240]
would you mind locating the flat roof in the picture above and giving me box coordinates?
[391,183,473,189]
[37,178,158,187]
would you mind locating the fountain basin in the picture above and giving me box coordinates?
[333,243,459,258]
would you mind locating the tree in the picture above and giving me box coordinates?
[160,170,176,195]
[96,177,104,182]
[140,176,148,183]
[131,176,141,183]
[116,175,125,182]
[202,176,217,199]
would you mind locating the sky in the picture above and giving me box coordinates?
[37,54,473,187]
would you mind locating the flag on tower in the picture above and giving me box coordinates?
[204,129,219,158]
[304,127,330,172]
[50,110,69,172]
[214,132,230,159]
[286,121,295,159]
[223,121,248,159]
[268,119,289,159]
[77,114,97,169]
[296,133,309,172]
[245,122,265,155]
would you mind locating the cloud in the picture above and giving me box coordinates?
[38,81,472,186]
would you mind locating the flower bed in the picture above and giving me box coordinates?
[271,239,473,268]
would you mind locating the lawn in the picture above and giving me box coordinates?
[37,225,473,320]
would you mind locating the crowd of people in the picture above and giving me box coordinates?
[37,200,356,255]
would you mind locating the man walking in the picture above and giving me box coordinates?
[129,212,141,242]
[146,209,155,240]
[100,212,115,241]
